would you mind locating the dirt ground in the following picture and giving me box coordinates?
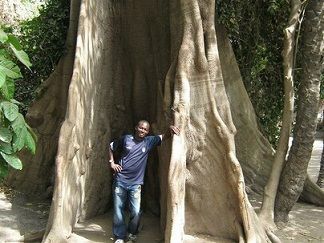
[0,139,323,243]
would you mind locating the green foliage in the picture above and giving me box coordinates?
[15,0,70,113]
[0,28,36,180]
[216,0,290,146]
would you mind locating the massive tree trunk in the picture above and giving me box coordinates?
[274,0,324,223]
[4,0,324,242]
[42,0,272,242]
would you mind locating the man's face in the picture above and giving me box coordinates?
[135,122,150,138]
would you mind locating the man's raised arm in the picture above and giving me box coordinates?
[161,125,180,140]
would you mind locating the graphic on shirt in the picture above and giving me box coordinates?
[142,147,146,153]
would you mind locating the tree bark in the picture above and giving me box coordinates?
[259,0,302,228]
[275,0,324,223]
[300,175,324,205]
[42,0,273,242]
[3,0,323,242]
[164,1,273,242]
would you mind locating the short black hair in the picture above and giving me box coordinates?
[137,120,150,127]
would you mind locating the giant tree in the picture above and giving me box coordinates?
[4,0,324,242]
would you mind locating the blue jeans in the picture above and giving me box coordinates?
[113,182,142,239]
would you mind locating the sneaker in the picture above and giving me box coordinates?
[114,239,125,243]
[127,233,137,242]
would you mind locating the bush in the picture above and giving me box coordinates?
[0,28,36,179]
[216,0,290,146]
[15,0,70,113]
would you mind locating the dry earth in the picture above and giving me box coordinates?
[0,138,323,243]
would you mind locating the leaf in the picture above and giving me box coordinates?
[26,124,37,142]
[0,127,12,143]
[11,114,25,133]
[0,101,19,121]
[0,49,7,59]
[25,130,36,154]
[0,29,8,43]
[0,51,11,61]
[10,44,32,69]
[0,141,13,154]
[10,99,22,105]
[0,59,22,79]
[0,152,22,170]
[0,78,15,100]
[0,71,5,88]
[7,35,22,50]
[12,126,27,152]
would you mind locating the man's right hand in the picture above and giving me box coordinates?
[110,162,122,173]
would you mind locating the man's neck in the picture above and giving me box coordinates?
[134,135,144,141]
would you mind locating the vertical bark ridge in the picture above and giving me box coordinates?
[165,0,271,242]
[44,0,118,240]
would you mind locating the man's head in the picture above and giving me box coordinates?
[135,120,150,139]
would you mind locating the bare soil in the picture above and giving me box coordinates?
[0,139,323,243]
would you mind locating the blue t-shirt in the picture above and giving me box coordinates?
[110,135,161,186]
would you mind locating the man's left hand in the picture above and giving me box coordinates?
[170,125,180,136]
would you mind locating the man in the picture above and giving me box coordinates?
[109,120,180,243]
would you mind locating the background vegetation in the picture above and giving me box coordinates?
[217,0,290,145]
[0,0,69,179]
[13,0,69,114]
[0,28,36,179]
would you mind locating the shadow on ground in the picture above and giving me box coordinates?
[70,211,163,243]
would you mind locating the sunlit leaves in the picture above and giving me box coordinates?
[1,101,19,121]
[0,108,37,173]
[0,142,13,154]
[0,28,37,178]
[11,114,35,153]
[9,42,32,69]
[0,29,8,43]
[25,129,36,154]
[0,72,5,88]
[7,35,22,50]
[0,77,15,100]
[0,152,22,170]
[0,59,22,79]
[11,113,25,133]
[0,127,12,143]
